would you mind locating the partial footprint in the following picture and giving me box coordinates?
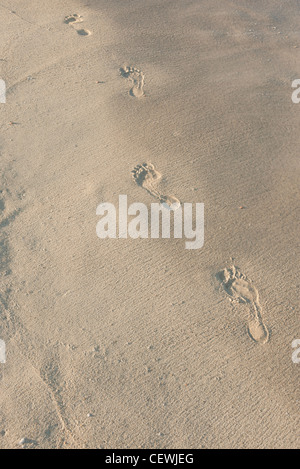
[120,66,145,98]
[132,163,180,209]
[76,29,92,36]
[218,265,269,344]
[64,14,92,36]
[64,14,83,24]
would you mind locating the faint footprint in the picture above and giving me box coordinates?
[120,66,145,98]
[64,14,92,36]
[132,163,180,209]
[218,265,269,344]
[64,14,83,24]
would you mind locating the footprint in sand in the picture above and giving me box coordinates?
[132,163,180,209]
[218,266,269,344]
[64,14,91,36]
[76,28,92,36]
[64,14,83,24]
[120,66,145,98]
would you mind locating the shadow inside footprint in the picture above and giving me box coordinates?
[64,14,83,24]
[120,67,132,79]
[76,29,91,36]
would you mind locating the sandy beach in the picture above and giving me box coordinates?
[0,0,299,449]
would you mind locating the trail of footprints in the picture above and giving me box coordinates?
[64,14,91,36]
[63,15,270,344]
[131,166,269,343]
[132,163,180,209]
[219,266,269,344]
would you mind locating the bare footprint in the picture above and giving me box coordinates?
[218,266,269,344]
[64,14,92,36]
[132,163,180,209]
[64,14,83,24]
[120,66,145,98]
